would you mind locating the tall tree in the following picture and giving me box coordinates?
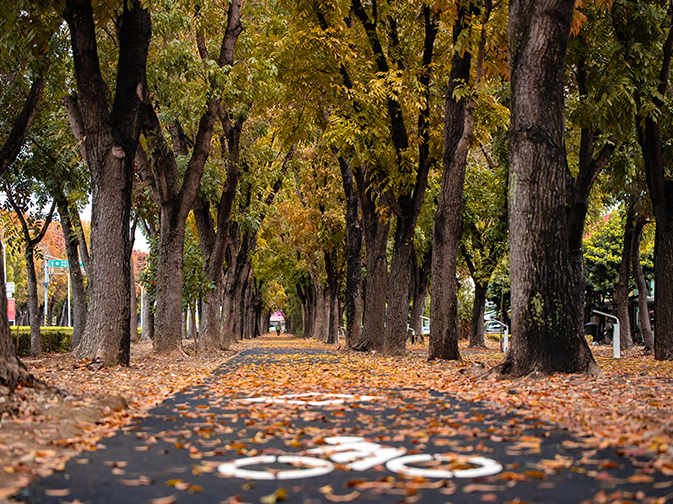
[2,189,55,356]
[631,1,673,360]
[136,0,242,355]
[429,0,482,360]
[63,0,151,365]
[493,0,600,376]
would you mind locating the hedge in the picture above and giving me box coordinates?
[11,327,144,357]
[11,327,73,357]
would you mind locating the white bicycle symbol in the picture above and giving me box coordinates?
[218,436,503,480]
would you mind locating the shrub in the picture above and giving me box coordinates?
[11,327,73,357]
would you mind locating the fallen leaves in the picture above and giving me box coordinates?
[259,487,287,503]
[0,334,672,503]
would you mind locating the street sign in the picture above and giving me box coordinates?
[6,281,15,296]
[48,259,84,269]
[49,267,67,275]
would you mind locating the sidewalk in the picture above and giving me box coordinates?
[14,336,673,503]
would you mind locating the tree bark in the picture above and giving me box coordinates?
[429,5,474,361]
[616,209,634,350]
[353,164,389,352]
[631,215,654,350]
[469,282,488,348]
[336,154,363,349]
[494,0,600,377]
[324,249,340,345]
[57,198,87,349]
[64,0,151,366]
[141,288,153,341]
[25,245,42,356]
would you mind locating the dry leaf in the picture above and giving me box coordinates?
[44,488,71,497]
[324,491,361,502]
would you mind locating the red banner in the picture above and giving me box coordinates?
[7,298,15,322]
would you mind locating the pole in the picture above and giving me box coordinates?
[67,271,71,327]
[592,310,620,359]
[43,258,49,326]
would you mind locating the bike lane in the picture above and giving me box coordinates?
[15,346,673,503]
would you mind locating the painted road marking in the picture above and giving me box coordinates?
[242,393,378,406]
[386,454,503,479]
[217,455,334,480]
[217,436,503,480]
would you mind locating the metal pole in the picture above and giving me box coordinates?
[67,271,71,327]
[592,310,620,359]
[43,258,49,326]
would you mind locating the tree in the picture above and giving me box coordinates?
[493,0,600,377]
[136,0,242,355]
[626,0,673,360]
[430,0,496,359]
[460,143,508,348]
[2,190,55,356]
[62,0,151,365]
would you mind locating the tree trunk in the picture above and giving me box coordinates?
[57,199,87,349]
[25,247,41,357]
[409,245,431,341]
[494,0,599,377]
[324,249,339,345]
[429,5,474,361]
[352,165,389,352]
[636,15,673,360]
[64,0,151,366]
[384,215,416,355]
[336,155,363,349]
[130,260,138,343]
[310,279,329,342]
[153,217,188,354]
[469,281,487,348]
[632,214,655,351]
[141,289,153,341]
[616,209,634,350]
[0,245,39,390]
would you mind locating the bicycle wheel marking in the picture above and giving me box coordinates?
[386,454,503,479]
[243,393,378,406]
[217,455,334,480]
[217,436,504,480]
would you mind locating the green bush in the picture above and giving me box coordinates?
[11,327,73,357]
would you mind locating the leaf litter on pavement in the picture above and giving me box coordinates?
[1,335,672,504]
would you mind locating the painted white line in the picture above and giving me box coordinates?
[217,455,334,480]
[386,454,503,479]
[308,436,407,471]
[243,393,378,406]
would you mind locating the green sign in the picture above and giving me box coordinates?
[48,259,84,268]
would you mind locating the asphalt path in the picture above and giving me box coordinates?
[14,345,673,504]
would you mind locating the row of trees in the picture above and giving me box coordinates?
[1,0,673,389]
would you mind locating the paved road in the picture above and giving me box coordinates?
[14,346,672,503]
